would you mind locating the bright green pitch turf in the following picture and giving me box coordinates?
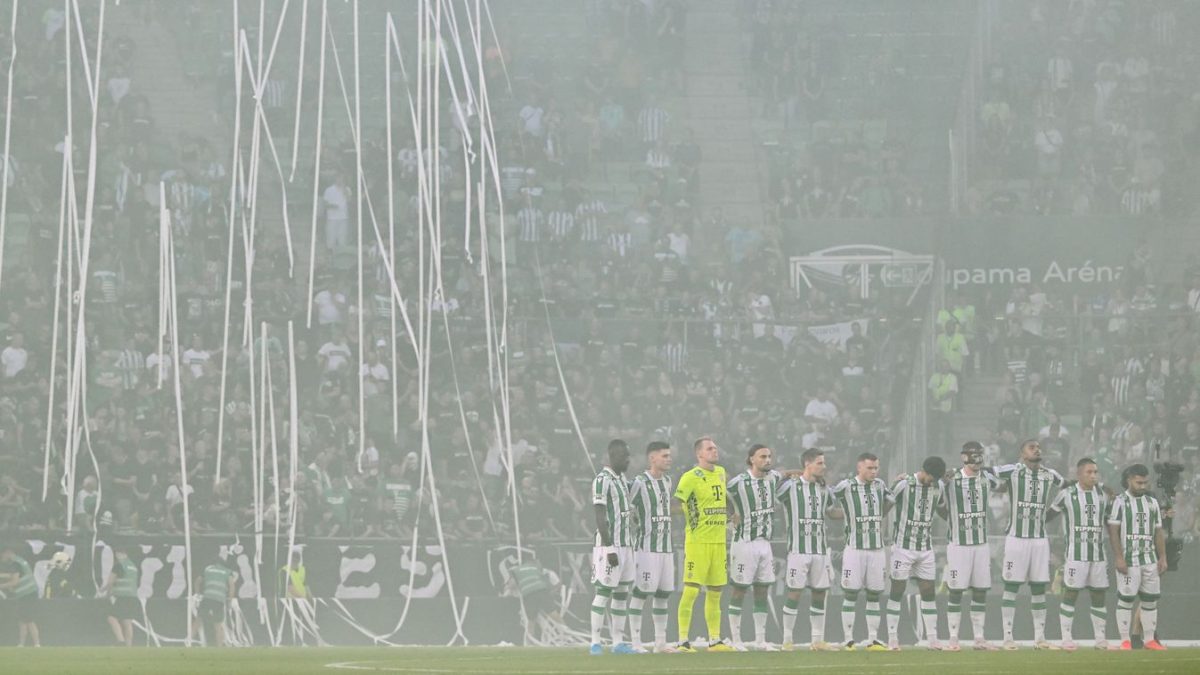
[2,647,1199,674]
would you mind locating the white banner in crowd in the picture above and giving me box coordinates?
[772,319,867,348]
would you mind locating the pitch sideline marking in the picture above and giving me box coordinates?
[324,657,1200,674]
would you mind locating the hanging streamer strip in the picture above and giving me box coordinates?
[42,140,71,502]
[214,0,248,489]
[162,181,196,642]
[287,0,307,182]
[0,0,19,294]
[63,0,106,536]
[384,9,496,533]
[303,0,328,328]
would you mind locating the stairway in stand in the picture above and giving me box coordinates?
[106,5,226,146]
[680,0,764,236]
[951,372,1005,451]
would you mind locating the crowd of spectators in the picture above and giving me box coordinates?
[0,1,918,544]
[740,0,950,221]
[967,0,1200,217]
[927,240,1200,544]
[7,1,1199,557]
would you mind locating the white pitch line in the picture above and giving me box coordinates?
[324,656,1200,675]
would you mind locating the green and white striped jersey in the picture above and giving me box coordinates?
[939,468,999,546]
[593,467,634,547]
[891,474,943,552]
[728,469,782,542]
[1108,491,1162,567]
[776,475,834,555]
[630,471,674,553]
[8,555,37,598]
[1049,484,1108,562]
[202,564,235,602]
[832,477,894,550]
[994,463,1065,539]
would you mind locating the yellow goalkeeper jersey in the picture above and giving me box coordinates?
[674,464,728,544]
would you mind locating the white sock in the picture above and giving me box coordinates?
[1142,601,1158,641]
[1090,606,1107,643]
[866,595,882,642]
[842,593,858,643]
[971,598,987,640]
[753,598,767,644]
[886,597,902,643]
[591,588,612,644]
[1031,592,1047,642]
[920,599,938,642]
[1116,598,1133,642]
[947,596,962,641]
[811,597,827,643]
[610,587,629,645]
[628,593,646,648]
[652,595,669,644]
[728,598,743,643]
[782,599,798,644]
[1059,596,1075,642]
[1001,587,1017,641]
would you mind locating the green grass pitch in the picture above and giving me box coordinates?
[3,647,1200,674]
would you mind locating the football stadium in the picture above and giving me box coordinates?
[2,1,1200,673]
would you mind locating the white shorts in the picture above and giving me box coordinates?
[840,548,887,592]
[1063,560,1109,590]
[730,540,775,586]
[592,546,636,589]
[944,543,992,590]
[786,552,832,590]
[634,551,676,594]
[1116,564,1161,598]
[1002,536,1050,585]
[890,546,936,582]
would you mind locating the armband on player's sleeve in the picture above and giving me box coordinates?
[592,476,607,506]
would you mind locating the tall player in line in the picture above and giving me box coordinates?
[674,436,735,652]
[939,442,999,651]
[1108,464,1168,651]
[776,448,842,651]
[628,441,677,653]
[994,439,1065,650]
[1047,457,1111,650]
[832,452,894,651]
[589,439,637,655]
[727,444,783,651]
[886,456,946,650]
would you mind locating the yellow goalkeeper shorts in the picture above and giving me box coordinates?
[683,541,727,587]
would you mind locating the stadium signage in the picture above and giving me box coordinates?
[944,259,1122,290]
[788,216,1166,289]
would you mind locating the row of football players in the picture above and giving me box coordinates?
[588,438,1167,652]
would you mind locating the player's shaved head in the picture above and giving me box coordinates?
[607,439,630,474]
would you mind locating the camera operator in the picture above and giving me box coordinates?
[1152,443,1185,573]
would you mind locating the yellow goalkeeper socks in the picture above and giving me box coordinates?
[677,585,700,643]
[705,588,723,643]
